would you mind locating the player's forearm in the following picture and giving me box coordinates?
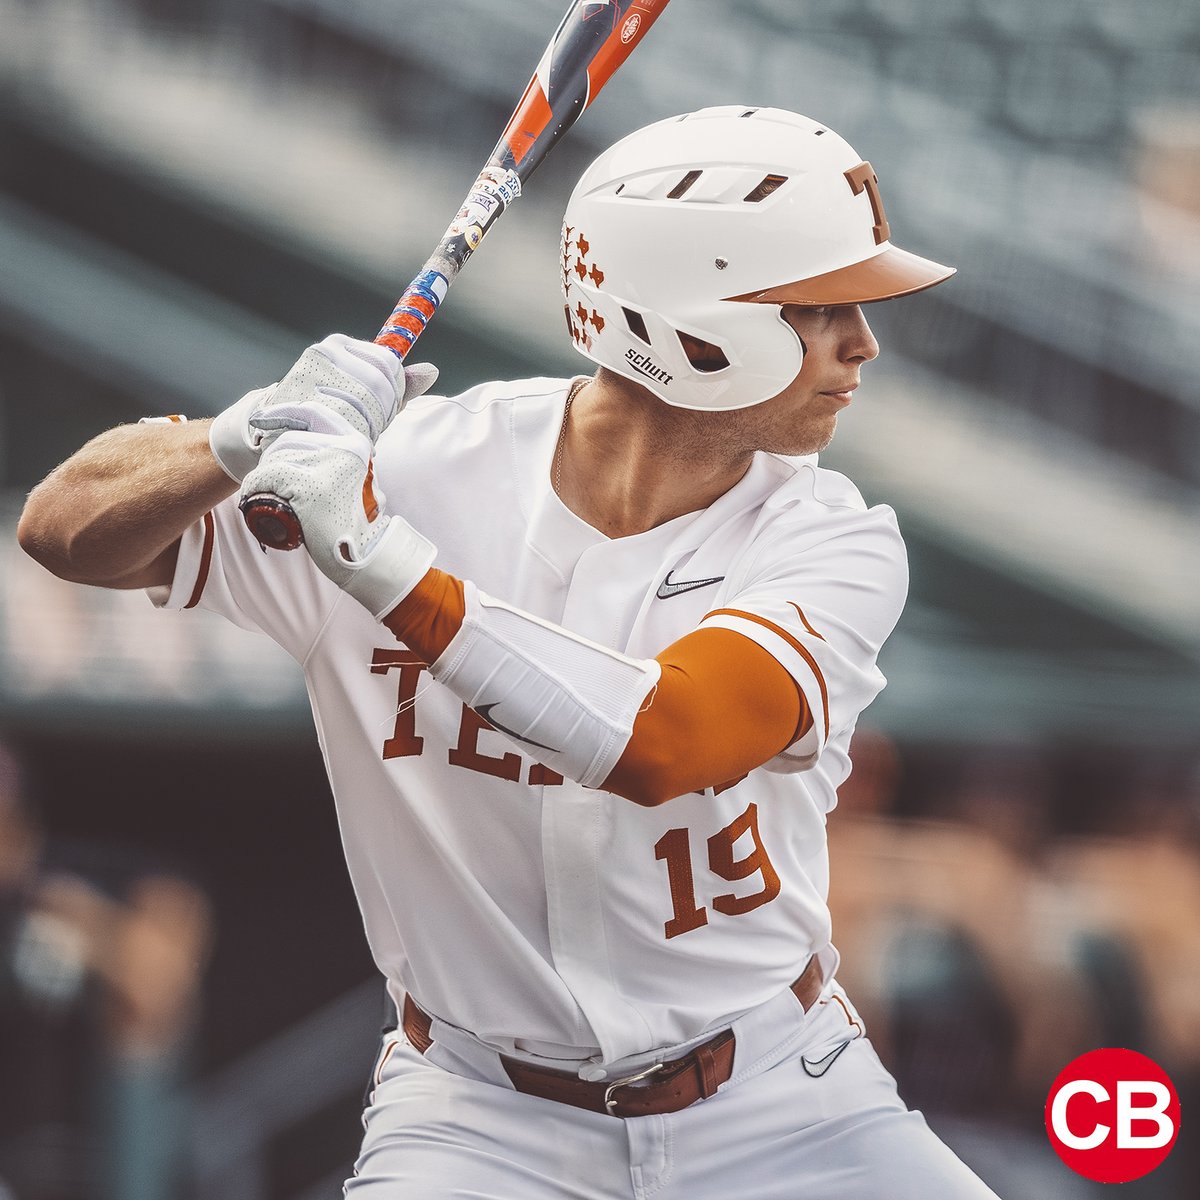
[18,421,235,585]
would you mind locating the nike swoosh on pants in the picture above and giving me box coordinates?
[801,1039,853,1078]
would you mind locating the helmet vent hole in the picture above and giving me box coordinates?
[615,183,626,195]
[740,109,758,118]
[622,308,652,345]
[667,170,703,199]
[744,174,788,203]
[677,331,730,373]
[814,130,826,136]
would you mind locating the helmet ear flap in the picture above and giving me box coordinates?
[572,279,806,411]
[776,305,808,366]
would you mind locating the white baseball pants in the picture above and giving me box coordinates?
[345,985,1001,1200]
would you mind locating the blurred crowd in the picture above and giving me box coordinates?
[3,727,1198,1198]
[0,741,212,1200]
[829,728,1200,1197]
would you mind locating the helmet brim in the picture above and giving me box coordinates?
[724,244,955,306]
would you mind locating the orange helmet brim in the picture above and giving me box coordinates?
[724,244,955,306]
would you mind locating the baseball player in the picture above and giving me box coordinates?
[19,108,1001,1197]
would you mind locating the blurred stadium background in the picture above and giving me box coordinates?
[0,0,1198,1196]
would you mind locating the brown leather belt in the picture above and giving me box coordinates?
[401,956,823,1120]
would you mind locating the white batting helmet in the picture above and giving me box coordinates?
[560,106,955,411]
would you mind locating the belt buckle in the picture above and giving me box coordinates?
[603,1061,665,1115]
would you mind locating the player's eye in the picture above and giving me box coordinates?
[781,302,834,328]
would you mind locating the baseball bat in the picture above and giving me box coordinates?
[241,0,672,551]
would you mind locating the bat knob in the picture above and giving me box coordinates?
[240,495,304,551]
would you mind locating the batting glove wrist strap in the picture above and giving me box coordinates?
[239,422,436,619]
[431,583,661,788]
[342,515,438,620]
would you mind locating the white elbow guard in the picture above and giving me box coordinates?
[430,583,661,788]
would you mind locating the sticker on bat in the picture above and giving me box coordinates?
[456,167,523,235]
[484,167,522,205]
[621,13,641,41]
[464,193,499,218]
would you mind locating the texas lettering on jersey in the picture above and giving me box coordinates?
[371,647,565,785]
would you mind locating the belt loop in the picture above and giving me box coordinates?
[694,1040,721,1099]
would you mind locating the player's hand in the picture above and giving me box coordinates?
[209,334,439,482]
[239,416,436,619]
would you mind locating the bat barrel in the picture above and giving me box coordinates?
[491,0,671,181]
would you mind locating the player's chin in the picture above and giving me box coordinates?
[767,415,838,457]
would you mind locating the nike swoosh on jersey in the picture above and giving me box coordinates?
[476,704,559,753]
[655,571,726,600]
[801,1039,853,1079]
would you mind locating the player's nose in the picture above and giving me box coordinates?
[839,305,879,364]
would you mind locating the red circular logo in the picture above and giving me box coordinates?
[621,14,641,43]
[1045,1049,1181,1183]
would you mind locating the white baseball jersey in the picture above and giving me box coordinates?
[152,377,907,1066]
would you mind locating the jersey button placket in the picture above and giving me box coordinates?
[541,781,634,1058]
[561,537,669,650]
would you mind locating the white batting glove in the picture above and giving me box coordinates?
[209,334,439,482]
[239,415,436,619]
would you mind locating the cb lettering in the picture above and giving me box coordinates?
[1049,1079,1175,1151]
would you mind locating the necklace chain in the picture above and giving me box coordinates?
[553,377,587,496]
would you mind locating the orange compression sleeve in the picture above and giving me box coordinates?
[603,627,810,805]
[382,568,466,663]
